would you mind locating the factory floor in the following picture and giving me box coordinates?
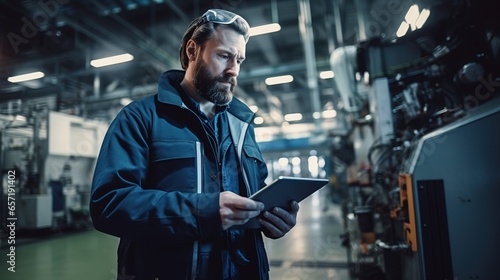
[0,188,351,280]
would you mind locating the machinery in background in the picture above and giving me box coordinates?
[330,1,500,279]
[1,110,107,233]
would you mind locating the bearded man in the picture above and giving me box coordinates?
[90,9,299,280]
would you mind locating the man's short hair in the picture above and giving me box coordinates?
[179,10,250,70]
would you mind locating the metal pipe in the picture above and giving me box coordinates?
[165,0,189,22]
[297,0,322,131]
[332,0,344,47]
[271,0,279,23]
[354,0,367,41]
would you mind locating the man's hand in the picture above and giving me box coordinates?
[220,191,265,230]
[259,201,299,239]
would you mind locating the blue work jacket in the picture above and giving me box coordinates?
[90,70,270,279]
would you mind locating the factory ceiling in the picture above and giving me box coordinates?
[0,0,493,132]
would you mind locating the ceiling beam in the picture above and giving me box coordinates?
[65,1,179,70]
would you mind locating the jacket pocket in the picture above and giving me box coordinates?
[151,140,196,162]
[243,143,265,163]
[148,140,198,192]
[242,143,266,195]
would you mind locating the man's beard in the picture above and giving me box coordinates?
[193,58,236,106]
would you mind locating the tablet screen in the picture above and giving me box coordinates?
[250,176,328,211]
[235,176,328,229]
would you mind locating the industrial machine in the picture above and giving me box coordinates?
[330,1,500,279]
[1,110,107,233]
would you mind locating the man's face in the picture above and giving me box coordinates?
[192,26,246,106]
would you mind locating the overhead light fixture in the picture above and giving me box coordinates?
[405,4,420,31]
[416,9,431,29]
[249,23,281,36]
[398,5,431,37]
[8,71,45,83]
[254,116,264,125]
[249,105,259,113]
[120,98,133,106]
[322,109,337,118]
[15,115,27,122]
[278,157,289,167]
[126,3,138,10]
[90,53,134,68]
[313,110,337,119]
[396,21,409,38]
[284,113,303,122]
[319,70,335,79]
[265,75,293,86]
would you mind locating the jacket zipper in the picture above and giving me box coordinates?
[191,141,203,280]
[184,108,256,278]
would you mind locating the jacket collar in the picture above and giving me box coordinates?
[157,70,255,123]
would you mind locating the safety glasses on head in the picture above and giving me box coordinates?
[200,9,248,26]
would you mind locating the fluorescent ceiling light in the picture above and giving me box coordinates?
[8,71,45,83]
[313,110,337,119]
[319,70,335,79]
[416,9,430,29]
[254,116,264,125]
[120,98,133,106]
[15,115,27,122]
[249,23,281,36]
[291,157,301,165]
[322,109,337,118]
[396,21,409,37]
[284,113,303,122]
[265,75,293,85]
[249,105,259,113]
[127,3,138,10]
[278,157,289,166]
[91,53,134,68]
[405,4,420,28]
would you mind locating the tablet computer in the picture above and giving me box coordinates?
[236,176,328,229]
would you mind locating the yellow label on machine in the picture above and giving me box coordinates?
[399,174,418,252]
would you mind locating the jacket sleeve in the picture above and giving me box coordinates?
[90,104,222,243]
